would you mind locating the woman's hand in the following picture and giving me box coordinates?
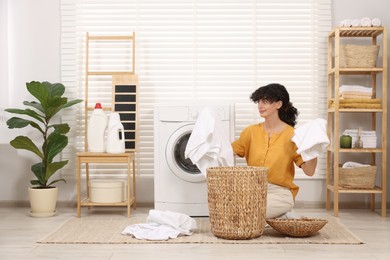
[301,157,318,176]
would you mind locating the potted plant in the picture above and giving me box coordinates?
[6,81,82,217]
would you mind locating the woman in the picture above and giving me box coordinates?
[231,83,317,219]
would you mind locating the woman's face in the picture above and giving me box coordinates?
[257,99,282,118]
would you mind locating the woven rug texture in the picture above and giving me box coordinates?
[38,216,363,244]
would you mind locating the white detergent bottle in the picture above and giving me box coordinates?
[87,103,108,152]
[106,112,125,153]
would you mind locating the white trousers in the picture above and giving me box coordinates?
[265,183,294,219]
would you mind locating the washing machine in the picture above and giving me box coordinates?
[154,104,234,216]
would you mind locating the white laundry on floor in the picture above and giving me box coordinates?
[185,106,234,175]
[121,210,197,241]
[292,118,330,161]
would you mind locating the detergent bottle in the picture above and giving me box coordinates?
[87,103,108,152]
[106,112,125,153]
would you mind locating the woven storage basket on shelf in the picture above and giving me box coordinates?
[266,218,328,237]
[206,166,268,240]
[339,44,380,68]
[339,166,377,189]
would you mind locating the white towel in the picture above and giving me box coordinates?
[291,118,330,161]
[121,210,197,240]
[340,19,352,27]
[351,19,361,27]
[340,84,372,94]
[372,17,382,26]
[185,106,234,175]
[342,129,377,148]
[342,161,370,168]
[360,17,371,27]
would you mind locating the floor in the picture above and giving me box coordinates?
[0,206,389,260]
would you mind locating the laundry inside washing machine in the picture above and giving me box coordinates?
[173,132,200,174]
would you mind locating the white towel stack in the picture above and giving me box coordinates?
[340,17,382,27]
[343,129,377,148]
[339,84,372,99]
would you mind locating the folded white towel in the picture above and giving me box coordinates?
[351,19,361,27]
[371,17,382,26]
[340,84,372,94]
[360,17,371,27]
[292,118,330,161]
[340,19,352,27]
[121,210,197,240]
[185,106,234,175]
[342,161,370,168]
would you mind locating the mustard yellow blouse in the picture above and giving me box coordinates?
[231,123,304,199]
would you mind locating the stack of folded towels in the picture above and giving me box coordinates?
[340,17,382,27]
[343,129,377,148]
[339,84,372,99]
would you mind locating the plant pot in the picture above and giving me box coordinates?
[28,187,58,217]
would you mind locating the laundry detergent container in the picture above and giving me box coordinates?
[206,166,268,240]
[89,180,127,203]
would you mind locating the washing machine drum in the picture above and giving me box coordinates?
[166,124,205,183]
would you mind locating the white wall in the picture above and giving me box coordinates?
[0,0,62,201]
[1,0,389,208]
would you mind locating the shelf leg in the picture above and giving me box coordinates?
[334,190,339,217]
[127,156,131,218]
[370,194,375,212]
[77,157,81,218]
[326,189,331,211]
[381,192,387,217]
[132,156,136,210]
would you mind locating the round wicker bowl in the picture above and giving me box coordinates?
[266,218,328,237]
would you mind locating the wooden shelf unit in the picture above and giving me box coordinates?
[326,27,387,217]
[76,33,137,217]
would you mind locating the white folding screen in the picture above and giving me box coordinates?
[60,0,331,178]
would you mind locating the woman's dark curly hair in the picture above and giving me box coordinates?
[250,83,299,127]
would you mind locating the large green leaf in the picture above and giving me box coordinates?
[23,101,44,113]
[6,117,44,134]
[42,81,65,97]
[47,178,66,187]
[61,99,83,109]
[45,97,68,119]
[51,123,70,134]
[26,81,50,109]
[6,117,30,128]
[46,133,68,163]
[46,160,69,181]
[30,180,44,187]
[31,163,46,186]
[5,108,44,123]
[10,136,43,159]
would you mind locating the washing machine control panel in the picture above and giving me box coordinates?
[189,105,230,121]
[158,104,231,122]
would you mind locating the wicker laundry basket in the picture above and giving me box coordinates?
[339,44,380,68]
[339,166,377,189]
[206,166,268,240]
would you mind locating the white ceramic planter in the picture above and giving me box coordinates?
[28,187,58,217]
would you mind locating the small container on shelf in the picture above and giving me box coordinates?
[354,127,363,148]
[340,135,352,148]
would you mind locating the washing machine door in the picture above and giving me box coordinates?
[166,124,204,183]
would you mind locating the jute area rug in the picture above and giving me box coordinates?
[38,216,363,245]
